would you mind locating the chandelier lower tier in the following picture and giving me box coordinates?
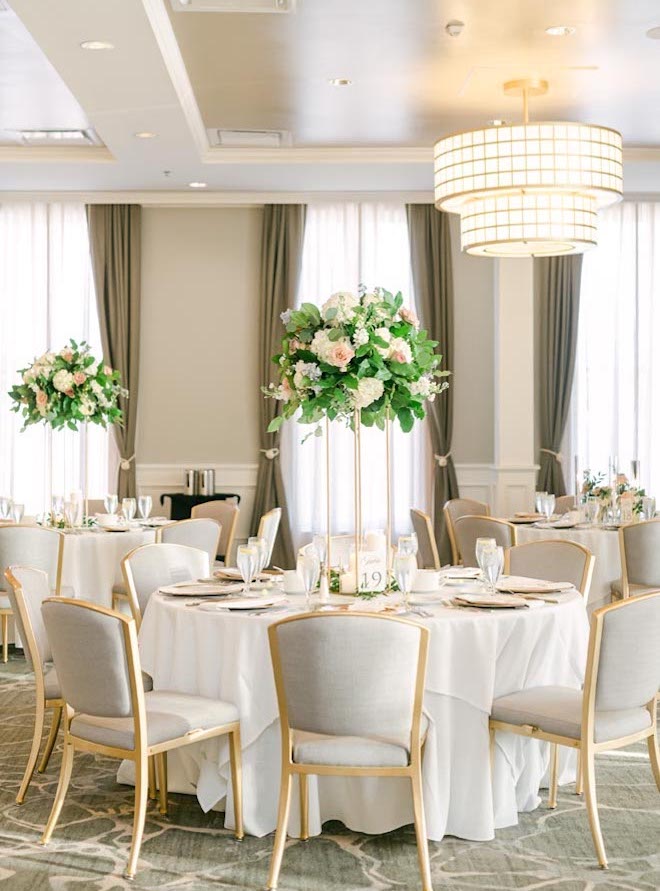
[434,79,623,257]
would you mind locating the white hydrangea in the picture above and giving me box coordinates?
[52,369,74,393]
[310,329,333,362]
[354,377,385,409]
[79,397,95,417]
[321,291,358,325]
[388,337,413,364]
[374,326,392,357]
[352,326,369,347]
[293,360,321,389]
[361,291,381,307]
[410,376,432,398]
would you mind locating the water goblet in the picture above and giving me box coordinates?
[482,545,504,593]
[51,495,64,523]
[248,535,268,575]
[535,491,547,514]
[138,494,152,520]
[299,547,321,610]
[393,549,418,611]
[476,537,497,582]
[398,533,418,557]
[542,493,555,522]
[642,496,656,521]
[63,501,77,530]
[236,544,259,595]
[11,503,24,524]
[121,497,137,522]
[0,496,11,521]
[104,493,118,516]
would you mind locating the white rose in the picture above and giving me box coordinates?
[79,398,95,417]
[52,369,74,393]
[354,377,385,409]
[388,337,413,364]
[321,291,358,325]
[310,329,333,362]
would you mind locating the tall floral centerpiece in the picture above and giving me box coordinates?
[265,287,449,591]
[8,339,126,518]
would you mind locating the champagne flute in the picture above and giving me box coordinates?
[104,493,118,516]
[299,547,321,610]
[138,494,152,520]
[393,549,417,611]
[237,544,259,595]
[121,497,137,522]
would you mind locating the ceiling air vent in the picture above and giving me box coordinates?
[207,128,291,148]
[170,0,294,12]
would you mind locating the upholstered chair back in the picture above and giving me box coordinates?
[270,613,428,745]
[620,520,660,588]
[554,495,576,515]
[410,509,440,570]
[506,540,593,596]
[4,566,52,669]
[257,508,281,567]
[157,518,220,567]
[191,501,240,562]
[593,591,660,713]
[444,498,490,526]
[0,526,63,593]
[42,599,135,718]
[123,543,209,617]
[453,517,516,568]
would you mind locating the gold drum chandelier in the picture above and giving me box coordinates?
[434,79,623,256]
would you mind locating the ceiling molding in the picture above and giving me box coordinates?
[623,146,660,162]
[0,146,114,163]
[0,189,436,205]
[201,146,432,164]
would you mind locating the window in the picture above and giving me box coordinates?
[281,203,431,548]
[0,203,114,514]
[567,202,660,496]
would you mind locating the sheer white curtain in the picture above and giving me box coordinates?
[566,202,660,497]
[281,202,431,549]
[0,203,114,514]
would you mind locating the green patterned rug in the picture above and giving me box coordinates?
[0,652,658,890]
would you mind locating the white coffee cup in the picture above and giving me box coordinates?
[282,570,305,595]
[413,569,441,592]
[96,513,120,529]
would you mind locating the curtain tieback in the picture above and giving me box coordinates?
[261,447,280,461]
[434,451,451,468]
[540,448,563,463]
[119,453,136,472]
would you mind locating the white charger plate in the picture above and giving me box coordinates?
[197,593,286,611]
[160,582,244,596]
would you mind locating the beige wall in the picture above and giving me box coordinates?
[137,206,262,465]
[450,215,495,464]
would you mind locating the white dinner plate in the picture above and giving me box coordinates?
[159,582,244,596]
[197,593,286,611]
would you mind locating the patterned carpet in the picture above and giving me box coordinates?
[0,651,658,891]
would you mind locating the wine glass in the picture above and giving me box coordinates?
[535,491,548,514]
[398,533,418,557]
[642,496,656,521]
[138,494,152,520]
[586,496,599,525]
[248,536,268,576]
[0,496,12,521]
[121,497,137,522]
[541,493,556,522]
[393,548,417,611]
[11,503,24,524]
[476,537,496,582]
[236,544,259,595]
[104,493,118,516]
[299,547,321,610]
[482,545,504,593]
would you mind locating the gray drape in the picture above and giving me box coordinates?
[534,254,583,495]
[86,205,141,499]
[250,205,306,568]
[406,205,457,564]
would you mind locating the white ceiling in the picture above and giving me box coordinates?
[1,0,660,195]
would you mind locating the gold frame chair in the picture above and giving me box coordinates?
[618,517,660,599]
[410,508,441,570]
[503,539,595,598]
[4,567,64,803]
[0,526,64,662]
[191,501,240,565]
[257,507,282,568]
[443,498,491,564]
[452,515,516,567]
[155,517,221,564]
[266,611,431,891]
[489,590,660,869]
[40,598,243,880]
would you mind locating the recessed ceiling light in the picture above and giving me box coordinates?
[545,25,575,37]
[646,26,660,39]
[329,78,352,87]
[135,131,157,139]
[188,181,207,188]
[80,40,115,50]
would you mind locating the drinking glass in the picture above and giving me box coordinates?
[63,501,77,529]
[248,535,268,575]
[104,493,118,515]
[542,493,555,521]
[138,495,152,520]
[51,495,64,521]
[476,537,497,580]
[397,533,418,557]
[482,546,504,593]
[300,547,321,609]
[535,491,547,514]
[11,503,24,524]
[236,544,259,595]
[121,497,137,522]
[586,496,599,525]
[642,496,656,521]
[0,496,12,521]
[393,549,417,611]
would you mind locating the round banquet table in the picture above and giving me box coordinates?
[515,524,620,612]
[127,588,590,842]
[61,528,155,605]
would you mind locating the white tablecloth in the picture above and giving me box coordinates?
[515,524,619,612]
[130,589,589,842]
[61,529,155,605]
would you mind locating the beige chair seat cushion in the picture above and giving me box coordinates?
[610,579,658,601]
[292,714,429,767]
[491,686,652,743]
[44,666,61,700]
[70,691,238,751]
[0,594,10,611]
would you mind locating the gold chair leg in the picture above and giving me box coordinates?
[299,773,309,841]
[267,767,292,890]
[548,743,559,809]
[125,753,149,880]
[148,756,157,800]
[648,731,660,792]
[41,736,74,844]
[410,767,433,891]
[156,752,168,816]
[229,727,244,840]
[2,614,8,663]
[582,746,608,869]
[38,707,62,774]
[16,697,45,804]
[575,752,584,795]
